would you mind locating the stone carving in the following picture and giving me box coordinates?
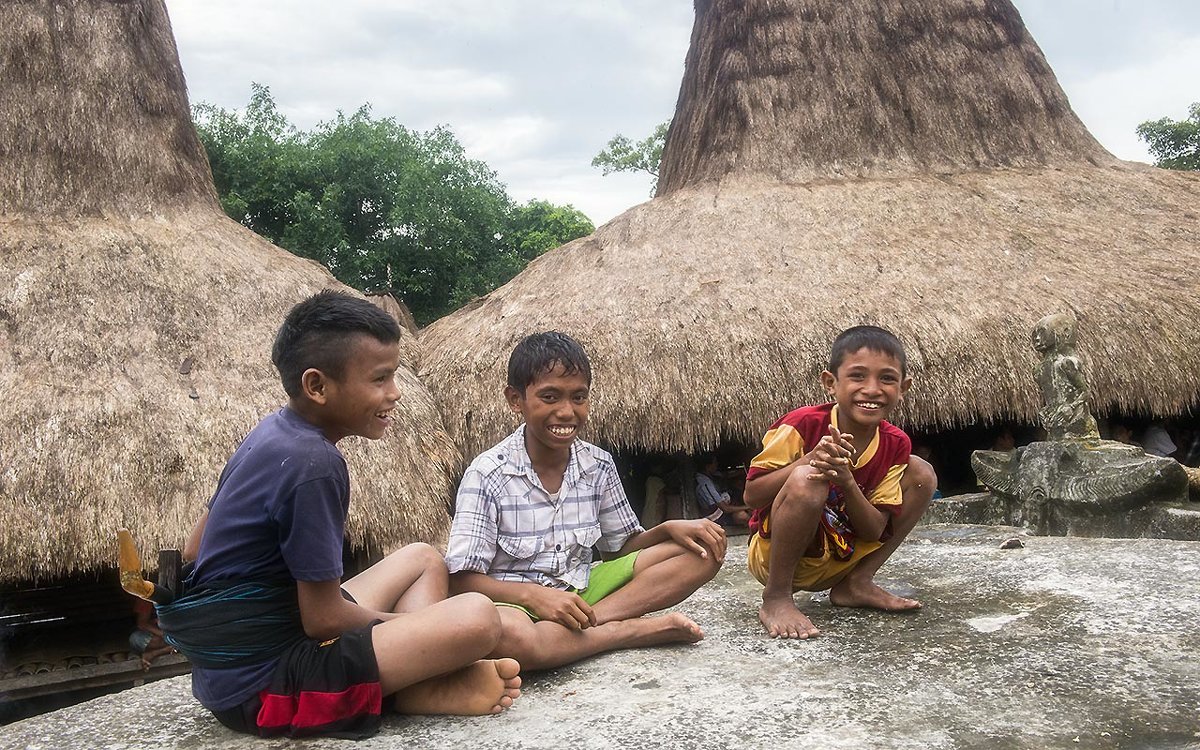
[972,314,1187,536]
[1032,313,1099,443]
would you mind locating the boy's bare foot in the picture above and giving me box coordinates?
[393,658,522,716]
[829,578,920,611]
[759,595,821,639]
[619,612,704,648]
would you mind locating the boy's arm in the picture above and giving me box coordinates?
[743,420,819,508]
[743,458,809,508]
[296,579,399,640]
[449,572,596,630]
[183,509,209,561]
[612,519,727,562]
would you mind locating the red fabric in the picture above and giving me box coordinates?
[257,682,382,730]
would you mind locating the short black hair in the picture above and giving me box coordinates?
[272,290,402,398]
[829,325,907,375]
[507,331,592,392]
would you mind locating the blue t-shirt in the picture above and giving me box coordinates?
[189,407,350,711]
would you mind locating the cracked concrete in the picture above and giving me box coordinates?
[5,525,1199,750]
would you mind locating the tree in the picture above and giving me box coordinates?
[507,200,595,260]
[193,86,593,325]
[591,121,669,194]
[1136,102,1200,171]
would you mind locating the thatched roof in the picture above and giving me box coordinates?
[420,0,1200,459]
[0,0,458,583]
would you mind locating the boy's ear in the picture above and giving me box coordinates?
[300,368,330,405]
[503,385,524,414]
[819,369,837,397]
[899,376,913,399]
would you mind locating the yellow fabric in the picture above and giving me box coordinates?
[750,424,805,473]
[747,530,882,592]
[868,462,905,506]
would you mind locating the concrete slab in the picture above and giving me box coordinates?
[5,526,1199,750]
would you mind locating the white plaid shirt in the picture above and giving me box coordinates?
[445,425,644,590]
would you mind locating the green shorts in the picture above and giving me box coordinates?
[495,550,640,620]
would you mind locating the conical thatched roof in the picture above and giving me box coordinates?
[421,0,1200,460]
[0,0,458,583]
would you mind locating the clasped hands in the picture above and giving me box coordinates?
[807,425,856,487]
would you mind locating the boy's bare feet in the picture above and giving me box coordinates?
[829,578,920,611]
[393,658,522,716]
[619,612,705,648]
[759,595,821,639]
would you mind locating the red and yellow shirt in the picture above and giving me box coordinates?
[746,402,910,559]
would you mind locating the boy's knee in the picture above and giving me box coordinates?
[776,467,828,512]
[399,542,446,571]
[902,456,937,505]
[453,592,502,641]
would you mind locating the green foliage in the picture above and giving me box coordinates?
[192,85,595,325]
[591,121,669,194]
[1136,102,1200,171]
[507,200,595,260]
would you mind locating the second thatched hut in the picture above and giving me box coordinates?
[421,0,1200,460]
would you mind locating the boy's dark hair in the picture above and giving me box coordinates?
[272,290,402,398]
[829,325,907,375]
[507,331,592,392]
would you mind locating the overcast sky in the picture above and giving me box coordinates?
[167,0,1199,226]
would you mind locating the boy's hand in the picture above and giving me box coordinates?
[525,586,597,630]
[808,426,856,488]
[664,519,727,562]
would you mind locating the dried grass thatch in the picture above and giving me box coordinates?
[421,0,1200,460]
[0,1,458,583]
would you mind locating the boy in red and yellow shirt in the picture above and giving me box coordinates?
[744,326,936,639]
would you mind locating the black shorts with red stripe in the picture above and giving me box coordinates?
[211,621,383,740]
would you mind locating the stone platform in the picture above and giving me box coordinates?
[5,526,1199,750]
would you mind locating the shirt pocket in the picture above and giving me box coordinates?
[573,523,604,552]
[497,532,541,561]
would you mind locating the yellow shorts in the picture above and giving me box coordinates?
[747,531,882,592]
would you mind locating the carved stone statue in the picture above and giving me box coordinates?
[1032,313,1099,443]
[972,314,1187,536]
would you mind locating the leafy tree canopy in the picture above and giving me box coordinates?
[591,121,669,195]
[193,84,595,325]
[1136,102,1200,171]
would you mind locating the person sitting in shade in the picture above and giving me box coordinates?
[695,454,752,526]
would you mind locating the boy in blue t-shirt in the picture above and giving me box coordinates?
[163,291,521,738]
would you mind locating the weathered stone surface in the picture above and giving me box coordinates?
[5,527,1200,750]
[971,441,1189,534]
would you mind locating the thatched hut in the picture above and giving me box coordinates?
[421,0,1200,460]
[0,0,459,584]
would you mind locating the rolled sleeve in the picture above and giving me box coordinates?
[445,468,499,575]
[595,462,643,553]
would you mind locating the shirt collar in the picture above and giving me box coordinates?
[500,424,598,486]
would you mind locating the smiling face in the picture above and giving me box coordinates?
[505,361,591,462]
[820,346,911,436]
[306,334,402,444]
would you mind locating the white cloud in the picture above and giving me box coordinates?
[167,1,1199,225]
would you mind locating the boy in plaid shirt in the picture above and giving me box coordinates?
[446,332,724,669]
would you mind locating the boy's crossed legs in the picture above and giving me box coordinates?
[490,541,721,670]
[341,543,522,714]
[756,456,935,639]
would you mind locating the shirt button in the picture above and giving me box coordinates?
[555,544,562,551]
